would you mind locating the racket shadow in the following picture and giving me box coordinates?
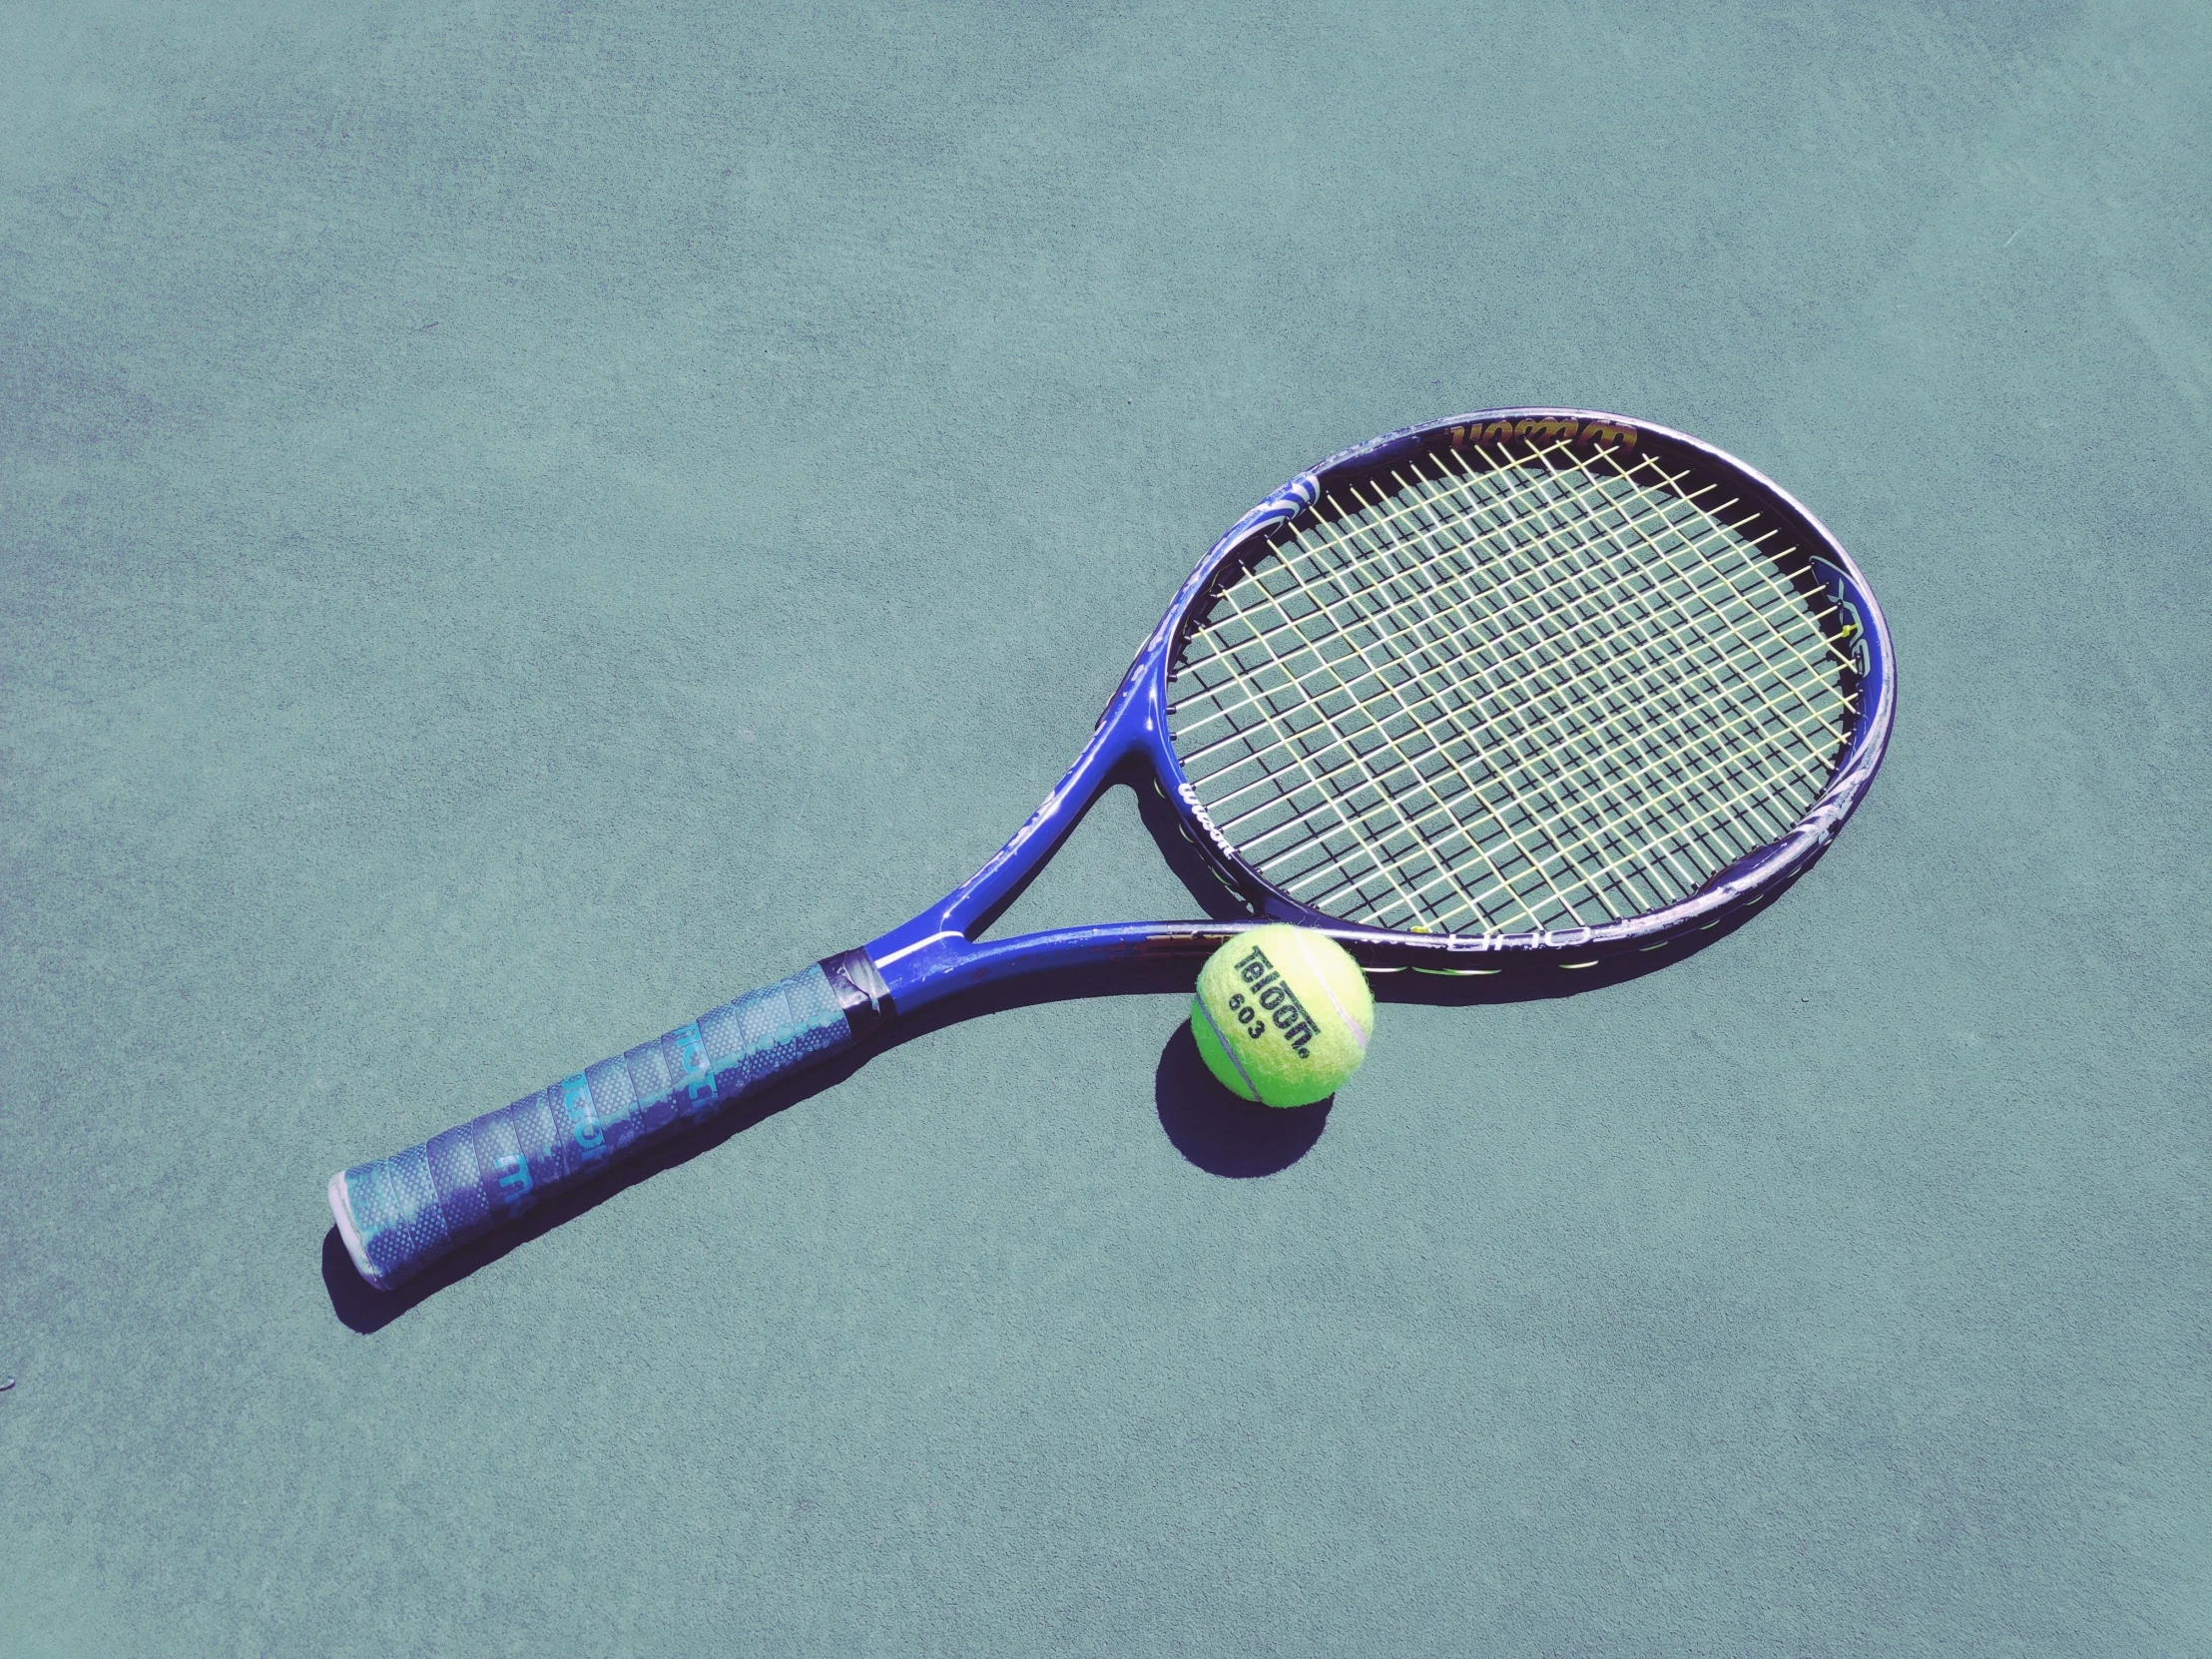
[321,787,1796,1331]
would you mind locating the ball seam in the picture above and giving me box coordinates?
[1192,990,1261,1100]
[1289,928,1369,1051]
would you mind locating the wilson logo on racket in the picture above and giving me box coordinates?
[1447,416,1638,448]
[1223,944,1321,1058]
[1175,782,1239,858]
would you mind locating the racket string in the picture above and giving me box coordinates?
[1167,437,1859,934]
[1176,447,1847,781]
[1256,455,1840,902]
[1377,453,1854,924]
[1276,550,1825,924]
[1192,457,1839,920]
[1376,450,1855,913]
[1185,473,1716,937]
[1204,485,1669,931]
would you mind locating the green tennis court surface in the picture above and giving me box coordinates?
[3,4,2205,1653]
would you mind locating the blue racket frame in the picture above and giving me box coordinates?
[330,409,1894,1290]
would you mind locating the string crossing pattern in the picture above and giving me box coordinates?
[1166,436,1860,937]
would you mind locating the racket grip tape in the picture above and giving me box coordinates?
[328,951,891,1291]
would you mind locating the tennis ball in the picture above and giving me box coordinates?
[1190,925,1375,1108]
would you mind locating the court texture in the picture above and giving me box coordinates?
[2,4,2205,1654]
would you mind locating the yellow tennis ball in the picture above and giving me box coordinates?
[1189,925,1375,1108]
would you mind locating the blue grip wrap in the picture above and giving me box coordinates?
[331,964,853,1290]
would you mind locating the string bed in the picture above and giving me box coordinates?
[1166,435,1861,937]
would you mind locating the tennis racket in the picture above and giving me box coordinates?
[329,409,1895,1290]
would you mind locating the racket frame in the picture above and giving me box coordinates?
[862,409,1894,1016]
[328,407,1895,1292]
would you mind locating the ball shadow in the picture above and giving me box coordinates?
[1153,1020,1332,1177]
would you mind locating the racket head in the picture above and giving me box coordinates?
[1128,409,1895,971]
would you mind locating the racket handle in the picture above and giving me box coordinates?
[328,953,889,1291]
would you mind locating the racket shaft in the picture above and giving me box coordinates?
[329,963,856,1289]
